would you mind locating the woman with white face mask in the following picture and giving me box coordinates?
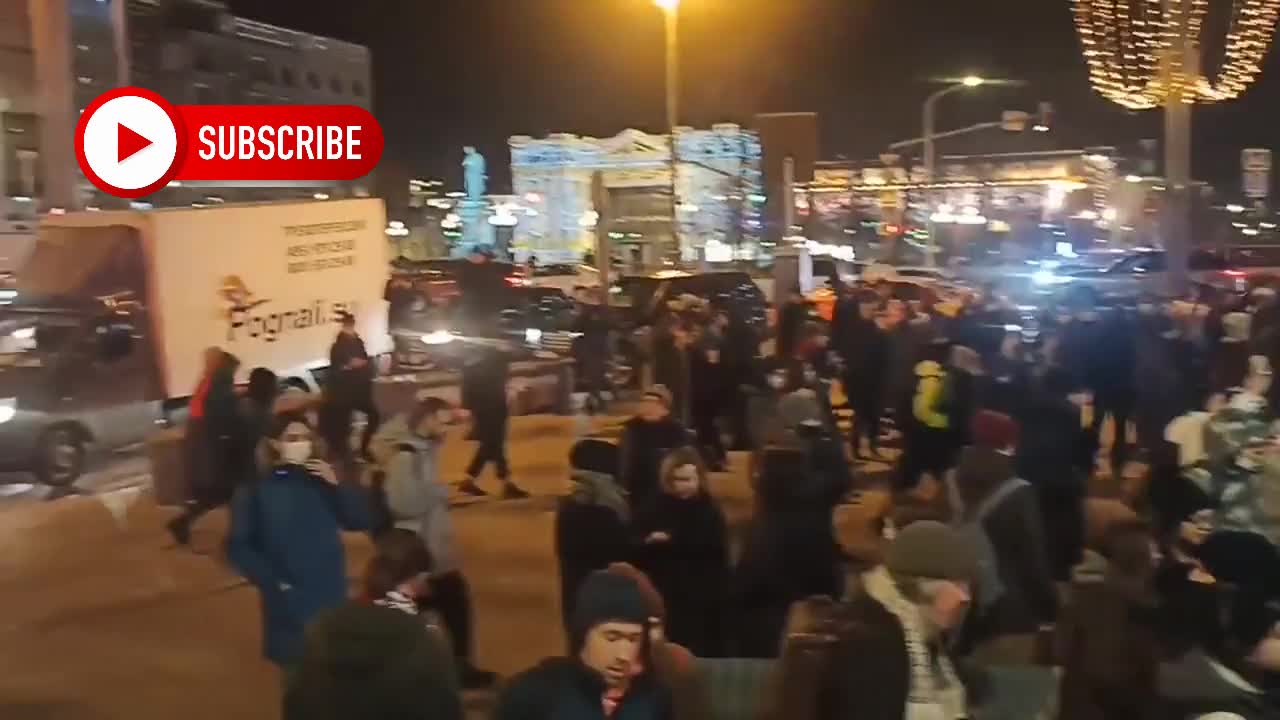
[226,411,372,687]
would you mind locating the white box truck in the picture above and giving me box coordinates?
[0,198,389,485]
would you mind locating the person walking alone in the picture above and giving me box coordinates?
[459,347,529,499]
[328,312,380,460]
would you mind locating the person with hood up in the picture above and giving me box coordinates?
[225,412,371,677]
[286,529,461,720]
[373,395,496,689]
[945,410,1057,662]
[1016,367,1094,581]
[633,448,730,657]
[793,520,980,720]
[604,562,713,720]
[557,439,634,639]
[494,570,674,720]
[618,386,689,512]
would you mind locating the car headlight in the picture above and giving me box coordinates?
[1032,270,1069,286]
[524,328,543,345]
[11,327,34,340]
[421,330,456,346]
[0,398,16,424]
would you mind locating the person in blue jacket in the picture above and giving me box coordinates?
[225,411,371,679]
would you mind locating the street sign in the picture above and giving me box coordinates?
[1243,148,1272,199]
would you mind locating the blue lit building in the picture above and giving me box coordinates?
[508,124,763,265]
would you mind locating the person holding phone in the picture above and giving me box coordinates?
[226,411,371,685]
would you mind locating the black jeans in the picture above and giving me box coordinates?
[426,571,475,664]
[848,379,883,453]
[694,405,726,465]
[466,415,510,480]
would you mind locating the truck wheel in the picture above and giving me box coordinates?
[35,426,86,487]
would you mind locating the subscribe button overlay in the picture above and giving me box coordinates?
[76,86,383,198]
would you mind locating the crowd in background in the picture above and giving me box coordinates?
[164,261,1280,719]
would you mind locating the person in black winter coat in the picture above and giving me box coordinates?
[459,348,529,499]
[651,318,692,427]
[838,293,890,459]
[1016,367,1093,581]
[556,446,633,642]
[1088,307,1138,475]
[981,331,1031,418]
[732,444,845,657]
[633,448,730,657]
[618,387,689,512]
[688,332,728,470]
[169,348,243,546]
[572,290,612,413]
[720,310,760,450]
[328,312,380,459]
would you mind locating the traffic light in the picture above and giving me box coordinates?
[1034,102,1053,132]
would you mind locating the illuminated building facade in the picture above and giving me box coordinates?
[801,148,1123,260]
[508,125,764,265]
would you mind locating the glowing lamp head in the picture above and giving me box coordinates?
[653,0,679,9]
[961,75,985,88]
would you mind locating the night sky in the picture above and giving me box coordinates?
[227,0,1280,194]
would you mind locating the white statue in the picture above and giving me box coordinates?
[463,146,487,201]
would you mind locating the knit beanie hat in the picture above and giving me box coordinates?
[971,410,1019,450]
[605,562,666,621]
[885,520,979,582]
[570,570,651,652]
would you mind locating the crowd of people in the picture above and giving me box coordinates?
[162,262,1280,719]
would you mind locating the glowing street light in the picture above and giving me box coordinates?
[922,75,989,267]
[653,0,679,9]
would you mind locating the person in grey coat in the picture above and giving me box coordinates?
[373,395,497,689]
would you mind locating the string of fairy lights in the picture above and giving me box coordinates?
[1072,0,1280,110]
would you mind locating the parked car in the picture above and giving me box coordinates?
[1044,247,1279,298]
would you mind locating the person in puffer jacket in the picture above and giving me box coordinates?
[371,396,497,690]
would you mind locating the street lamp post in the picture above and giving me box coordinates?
[654,0,681,264]
[922,75,984,267]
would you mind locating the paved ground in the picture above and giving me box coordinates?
[0,392,1137,720]
[0,409,813,720]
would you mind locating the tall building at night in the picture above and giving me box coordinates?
[16,0,372,211]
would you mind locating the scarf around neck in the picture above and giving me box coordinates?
[862,566,967,720]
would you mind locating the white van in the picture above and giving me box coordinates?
[0,199,389,485]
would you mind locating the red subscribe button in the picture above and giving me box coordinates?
[75,87,384,198]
